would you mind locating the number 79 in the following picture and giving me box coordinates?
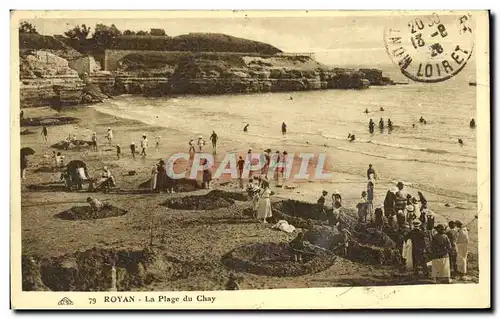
[89,297,96,304]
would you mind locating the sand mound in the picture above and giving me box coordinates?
[22,247,170,291]
[206,189,249,201]
[163,195,235,210]
[21,129,35,135]
[51,139,93,151]
[55,205,128,220]
[221,242,337,277]
[21,116,80,127]
[138,178,202,192]
[26,182,67,192]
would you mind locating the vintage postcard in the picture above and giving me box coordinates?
[10,10,490,309]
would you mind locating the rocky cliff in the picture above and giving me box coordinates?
[19,50,394,108]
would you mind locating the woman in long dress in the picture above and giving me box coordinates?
[431,224,452,283]
[257,182,272,223]
[150,164,158,193]
[455,220,469,277]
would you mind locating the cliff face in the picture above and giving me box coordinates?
[19,50,393,108]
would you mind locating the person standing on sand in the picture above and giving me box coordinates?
[408,220,429,276]
[281,122,287,135]
[237,156,245,188]
[155,136,161,150]
[140,134,148,157]
[431,224,452,284]
[202,159,212,189]
[130,142,136,159]
[197,136,205,152]
[87,196,104,213]
[116,144,121,160]
[246,149,253,178]
[188,138,195,155]
[446,221,459,277]
[91,132,98,152]
[455,220,469,278]
[150,164,158,193]
[41,125,48,142]
[210,131,218,150]
[107,128,113,145]
[356,191,369,223]
[379,118,384,130]
[20,154,28,180]
[317,190,328,210]
[257,181,272,223]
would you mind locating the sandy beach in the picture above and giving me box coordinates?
[19,105,479,290]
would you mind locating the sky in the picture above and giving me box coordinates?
[24,14,476,76]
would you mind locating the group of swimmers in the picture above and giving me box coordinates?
[369,118,393,133]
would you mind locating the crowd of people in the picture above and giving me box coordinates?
[313,165,471,283]
[24,115,473,284]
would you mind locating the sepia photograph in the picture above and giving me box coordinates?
[10,10,490,309]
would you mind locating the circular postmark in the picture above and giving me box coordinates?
[384,13,474,83]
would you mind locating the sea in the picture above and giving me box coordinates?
[93,65,478,203]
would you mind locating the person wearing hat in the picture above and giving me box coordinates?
[107,127,113,145]
[406,204,416,222]
[407,219,429,276]
[430,224,452,283]
[332,191,342,209]
[91,132,98,152]
[140,134,148,157]
[455,220,469,277]
[257,180,272,223]
[130,142,136,159]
